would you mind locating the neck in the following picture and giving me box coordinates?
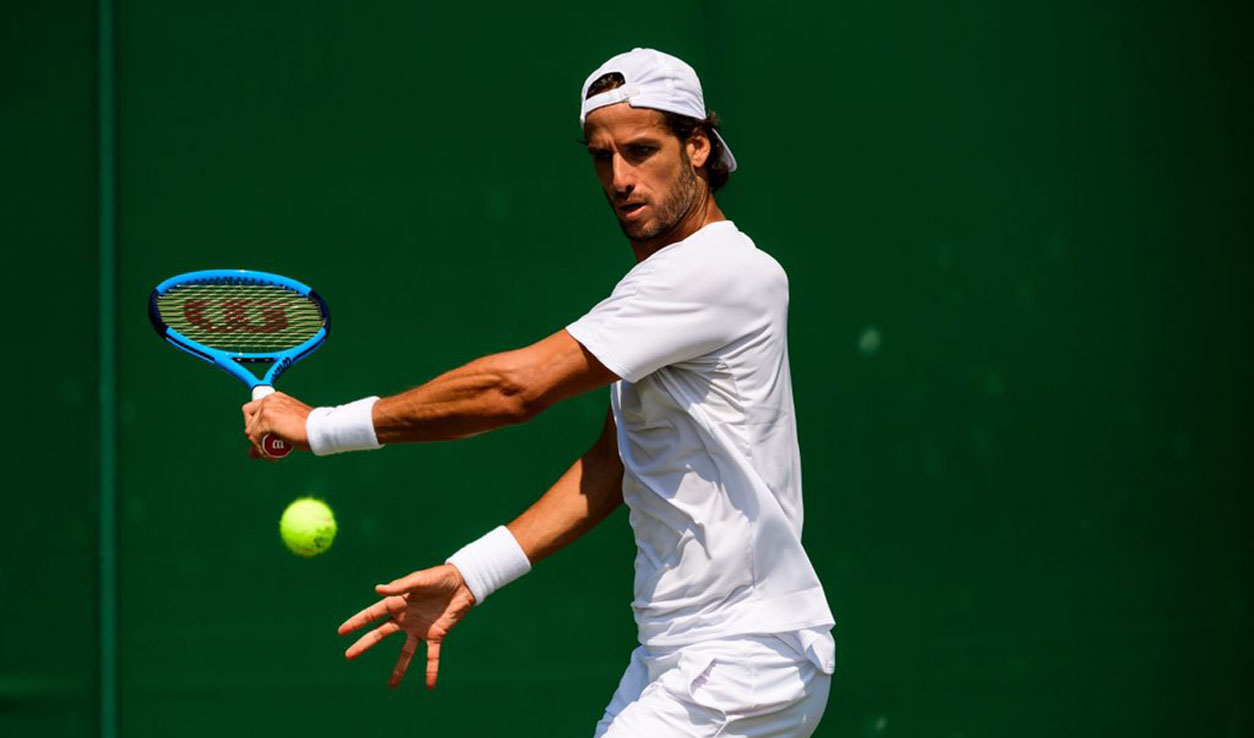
[630,191,725,263]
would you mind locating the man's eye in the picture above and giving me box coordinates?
[589,150,612,162]
[628,145,656,157]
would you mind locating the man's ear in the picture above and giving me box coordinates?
[686,129,711,169]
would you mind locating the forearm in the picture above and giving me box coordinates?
[507,411,624,564]
[371,331,612,444]
[373,353,533,443]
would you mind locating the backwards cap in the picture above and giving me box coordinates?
[579,48,738,173]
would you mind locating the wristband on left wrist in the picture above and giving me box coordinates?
[446,526,532,605]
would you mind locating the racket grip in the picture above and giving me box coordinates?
[251,385,293,459]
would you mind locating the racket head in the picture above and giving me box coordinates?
[148,269,330,389]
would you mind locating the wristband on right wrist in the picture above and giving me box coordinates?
[305,396,383,456]
[446,526,532,605]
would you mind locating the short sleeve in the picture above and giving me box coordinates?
[566,247,771,382]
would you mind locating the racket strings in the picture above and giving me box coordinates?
[156,282,326,353]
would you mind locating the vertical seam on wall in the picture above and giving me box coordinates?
[97,0,118,735]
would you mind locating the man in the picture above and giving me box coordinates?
[243,48,835,737]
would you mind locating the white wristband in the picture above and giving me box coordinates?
[305,396,383,456]
[446,526,531,605]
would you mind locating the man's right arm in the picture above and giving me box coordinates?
[507,406,624,564]
[242,329,618,455]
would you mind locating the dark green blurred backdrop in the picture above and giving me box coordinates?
[3,1,1251,736]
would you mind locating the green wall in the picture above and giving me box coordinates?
[1,1,101,736]
[3,1,1250,736]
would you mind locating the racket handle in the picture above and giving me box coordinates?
[251,385,293,459]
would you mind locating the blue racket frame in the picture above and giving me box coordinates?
[148,269,330,391]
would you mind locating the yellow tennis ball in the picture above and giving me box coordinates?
[279,497,337,557]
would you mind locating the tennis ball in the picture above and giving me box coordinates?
[279,497,337,557]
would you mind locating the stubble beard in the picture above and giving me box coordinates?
[616,162,704,243]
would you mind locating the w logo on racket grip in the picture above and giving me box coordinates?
[183,299,289,333]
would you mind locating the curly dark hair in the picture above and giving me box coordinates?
[584,72,731,192]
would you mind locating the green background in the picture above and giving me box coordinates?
[3,1,1250,736]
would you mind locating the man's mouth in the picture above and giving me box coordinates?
[618,202,647,219]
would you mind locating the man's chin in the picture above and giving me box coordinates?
[618,218,660,241]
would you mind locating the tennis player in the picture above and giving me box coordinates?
[243,48,835,737]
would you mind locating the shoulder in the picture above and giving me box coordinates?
[661,220,783,272]
[669,222,788,300]
[609,222,789,311]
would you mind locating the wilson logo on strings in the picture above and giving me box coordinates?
[183,299,290,333]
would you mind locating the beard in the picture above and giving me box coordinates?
[614,162,704,243]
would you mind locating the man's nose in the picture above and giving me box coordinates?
[611,154,634,194]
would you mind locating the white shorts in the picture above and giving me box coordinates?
[592,631,834,738]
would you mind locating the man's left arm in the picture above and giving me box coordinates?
[505,405,624,563]
[336,406,624,690]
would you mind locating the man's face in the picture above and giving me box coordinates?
[584,103,708,242]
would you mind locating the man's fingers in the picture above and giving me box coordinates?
[389,634,419,688]
[245,434,276,461]
[337,596,401,635]
[425,639,442,691]
[243,402,263,434]
[375,569,436,596]
[345,620,401,660]
[243,406,265,451]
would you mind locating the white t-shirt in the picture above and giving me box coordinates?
[566,220,835,668]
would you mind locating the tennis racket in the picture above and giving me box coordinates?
[148,269,330,458]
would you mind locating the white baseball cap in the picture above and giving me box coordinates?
[579,48,738,173]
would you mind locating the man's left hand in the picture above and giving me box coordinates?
[338,564,476,690]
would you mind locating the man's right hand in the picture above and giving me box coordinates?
[337,563,475,690]
[242,391,312,458]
